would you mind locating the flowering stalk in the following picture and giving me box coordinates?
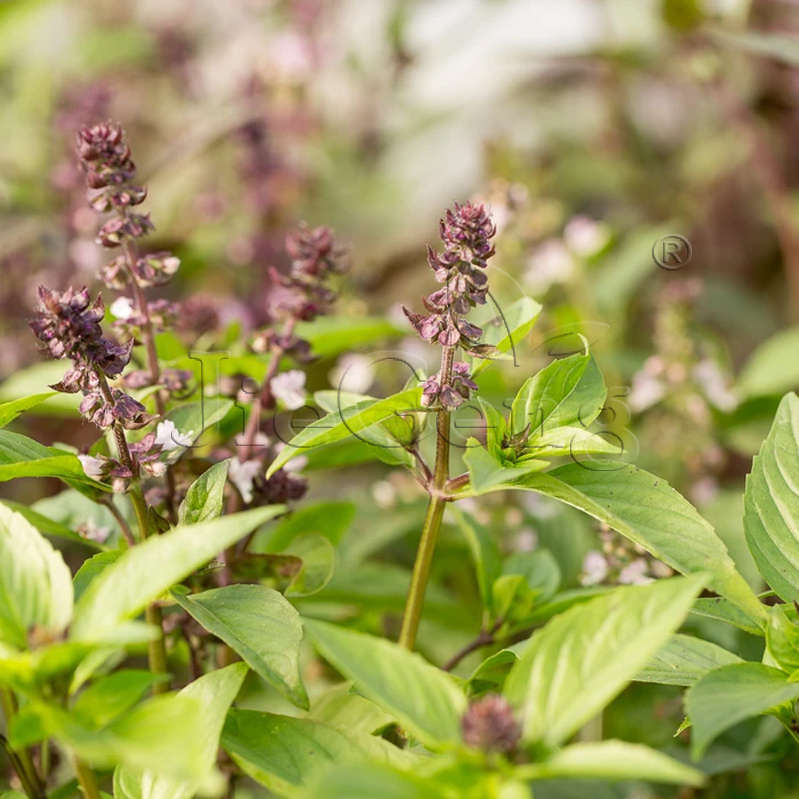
[76,122,183,521]
[29,284,169,693]
[229,225,348,512]
[398,202,496,650]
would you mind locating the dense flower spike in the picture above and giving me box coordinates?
[404,201,496,408]
[461,694,521,754]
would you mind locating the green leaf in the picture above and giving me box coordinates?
[501,463,767,625]
[72,670,164,728]
[299,762,440,799]
[173,584,308,709]
[261,501,355,551]
[453,508,501,615]
[14,695,215,787]
[303,618,466,747]
[522,740,705,786]
[505,575,707,746]
[295,316,404,359]
[0,500,102,550]
[71,506,285,642]
[267,388,422,476]
[463,439,548,496]
[766,605,799,674]
[221,709,415,794]
[690,596,765,637]
[73,551,123,602]
[737,327,799,398]
[0,361,81,417]
[309,682,395,735]
[0,503,73,648]
[161,398,233,449]
[530,427,624,458]
[686,663,799,758]
[284,534,336,598]
[0,430,110,493]
[510,352,606,437]
[0,393,55,428]
[636,634,742,687]
[177,459,229,525]
[114,663,247,799]
[472,297,542,377]
[744,393,799,603]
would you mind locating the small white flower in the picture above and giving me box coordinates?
[619,558,653,586]
[372,480,396,509]
[78,454,105,479]
[78,519,112,544]
[229,457,261,504]
[110,296,135,320]
[580,551,609,586]
[693,359,738,412]
[155,420,195,452]
[329,354,374,395]
[524,240,574,294]
[270,370,306,410]
[564,216,611,257]
[514,528,539,553]
[628,371,665,413]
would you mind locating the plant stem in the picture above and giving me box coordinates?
[101,498,135,547]
[130,485,169,694]
[71,754,101,799]
[120,235,177,523]
[399,346,455,650]
[0,693,45,799]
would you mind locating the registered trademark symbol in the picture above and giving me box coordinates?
[652,234,692,271]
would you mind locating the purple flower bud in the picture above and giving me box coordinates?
[461,694,521,754]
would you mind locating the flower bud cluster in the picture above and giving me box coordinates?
[79,432,164,493]
[404,202,496,410]
[461,694,521,754]
[29,286,153,432]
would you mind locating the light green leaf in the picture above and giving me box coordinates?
[743,393,799,603]
[510,353,606,437]
[303,618,466,747]
[284,534,336,598]
[177,459,229,525]
[0,430,110,493]
[636,634,742,687]
[766,605,799,674]
[0,503,73,648]
[453,507,501,615]
[463,439,548,496]
[299,762,440,799]
[73,551,124,602]
[222,709,415,794]
[261,501,355,551]
[737,328,799,398]
[0,393,55,428]
[309,682,395,735]
[0,361,81,417]
[530,427,624,458]
[686,663,799,757]
[522,740,705,786]
[505,575,707,746]
[161,398,233,449]
[114,663,247,799]
[72,670,164,729]
[690,596,765,637]
[71,506,285,642]
[295,316,404,359]
[0,500,102,550]
[472,297,542,377]
[16,695,214,787]
[173,584,308,709]
[267,388,422,476]
[501,463,767,624]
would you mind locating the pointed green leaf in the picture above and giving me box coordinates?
[505,575,707,746]
[744,393,799,603]
[522,740,704,786]
[267,388,422,476]
[453,507,501,615]
[303,618,466,747]
[0,393,56,428]
[177,459,229,525]
[71,506,285,642]
[687,663,799,758]
[0,503,73,648]
[472,297,542,377]
[636,634,742,687]
[222,709,415,794]
[501,463,767,624]
[114,663,247,799]
[173,584,308,709]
